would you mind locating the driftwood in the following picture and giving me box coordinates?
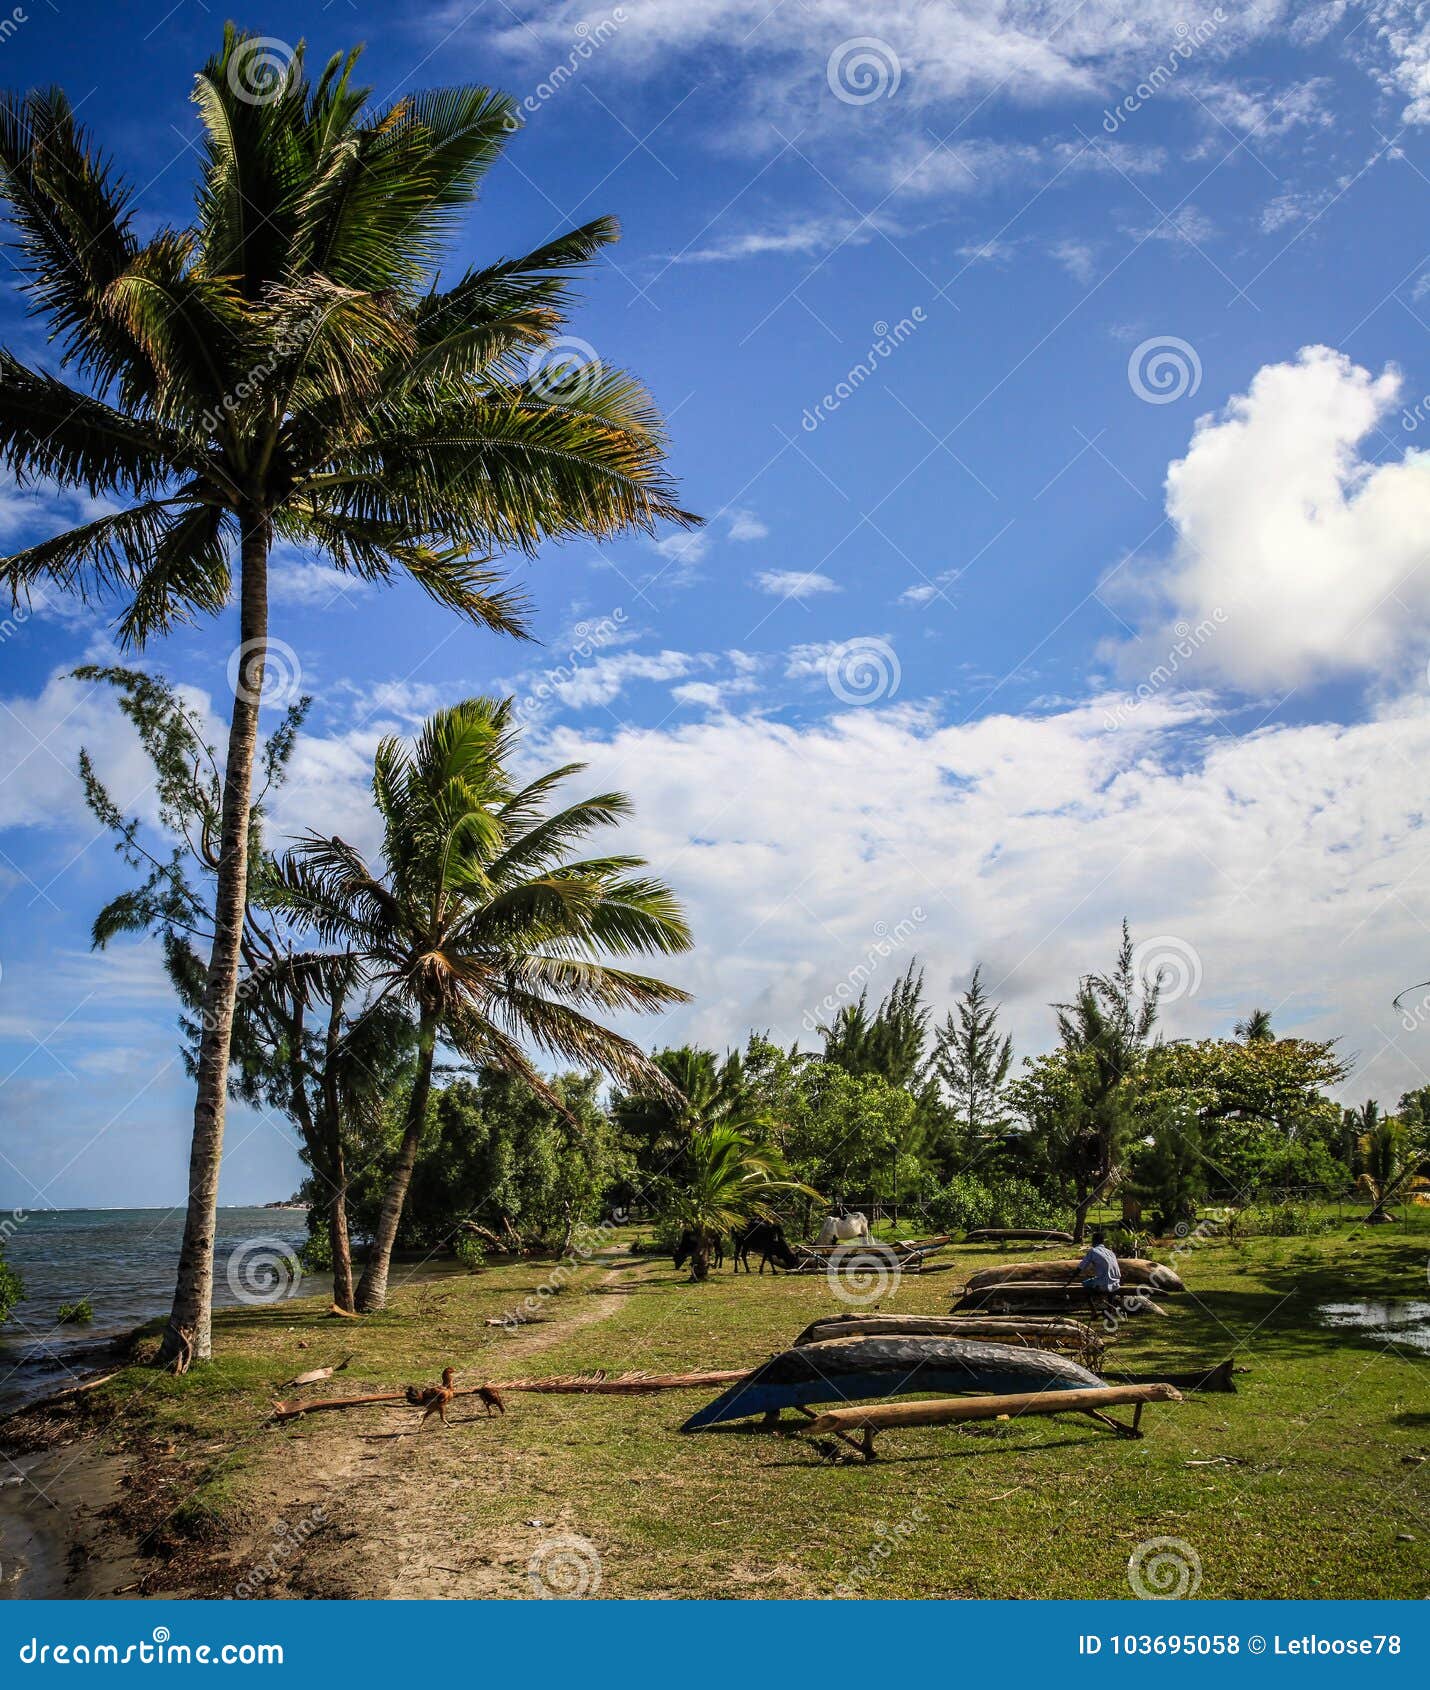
[805,1382,1182,1458]
[280,1354,355,1389]
[964,1259,1186,1293]
[953,1282,1168,1317]
[328,1303,358,1319]
[0,1368,125,1425]
[964,1228,1074,1243]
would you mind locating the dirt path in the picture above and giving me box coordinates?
[209,1266,634,1600]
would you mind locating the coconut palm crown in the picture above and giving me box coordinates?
[274,695,694,1307]
[0,29,693,1361]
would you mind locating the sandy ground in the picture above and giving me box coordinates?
[0,1268,629,1601]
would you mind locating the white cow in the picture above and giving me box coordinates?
[815,1211,870,1246]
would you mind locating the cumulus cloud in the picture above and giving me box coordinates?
[512,696,1430,1106]
[1110,345,1430,694]
[755,569,840,599]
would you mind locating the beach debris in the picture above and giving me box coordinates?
[280,1354,356,1389]
[328,1303,358,1319]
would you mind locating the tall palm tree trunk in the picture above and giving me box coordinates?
[159,515,269,1366]
[320,995,355,1311]
[355,1013,438,1312]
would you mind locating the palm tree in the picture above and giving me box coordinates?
[1235,1008,1275,1043]
[666,1125,817,1282]
[0,33,692,1363]
[1354,1111,1428,1224]
[275,696,693,1310]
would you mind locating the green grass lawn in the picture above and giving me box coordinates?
[33,1212,1430,1599]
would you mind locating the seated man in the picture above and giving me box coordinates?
[1078,1229,1122,1309]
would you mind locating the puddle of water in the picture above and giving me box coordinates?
[1316,1300,1430,1353]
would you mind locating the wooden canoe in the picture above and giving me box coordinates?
[790,1241,940,1273]
[790,1313,1105,1366]
[964,1258,1186,1292]
[679,1335,1102,1431]
[953,1282,1168,1316]
[964,1228,1073,1243]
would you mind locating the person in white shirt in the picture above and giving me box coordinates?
[1078,1229,1122,1299]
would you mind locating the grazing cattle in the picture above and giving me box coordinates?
[731,1220,799,1274]
[815,1211,870,1246]
[673,1228,724,1273]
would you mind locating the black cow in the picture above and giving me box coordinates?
[730,1219,798,1274]
[673,1228,724,1275]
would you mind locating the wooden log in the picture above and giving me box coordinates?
[266,1367,752,1422]
[0,1368,124,1425]
[807,1381,1181,1436]
[964,1259,1186,1293]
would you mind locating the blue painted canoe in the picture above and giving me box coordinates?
[680,1335,1102,1432]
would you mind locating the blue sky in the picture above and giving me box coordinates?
[4,1,1430,1207]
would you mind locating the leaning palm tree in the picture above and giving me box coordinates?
[666,1125,817,1282]
[275,696,693,1310]
[0,32,693,1363]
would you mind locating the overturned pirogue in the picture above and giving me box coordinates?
[680,1335,1102,1432]
[962,1258,1186,1293]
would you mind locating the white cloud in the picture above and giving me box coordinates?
[541,649,708,710]
[517,695,1430,1109]
[1049,238,1097,284]
[1109,345,1430,694]
[1125,204,1218,247]
[671,213,899,264]
[755,569,841,599]
[726,509,769,542]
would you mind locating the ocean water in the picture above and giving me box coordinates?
[0,1206,310,1414]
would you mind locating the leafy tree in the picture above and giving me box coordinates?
[1145,1036,1347,1196]
[783,1064,918,1211]
[274,696,692,1309]
[932,964,1013,1167]
[369,1070,624,1255]
[0,32,692,1363]
[660,1126,814,1281]
[1128,1099,1207,1234]
[820,962,930,1089]
[1011,921,1159,1240]
[75,665,409,1311]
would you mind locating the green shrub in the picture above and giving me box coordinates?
[924,1173,1068,1235]
[57,1297,93,1325]
[298,1230,333,1274]
[0,1248,22,1325]
[453,1235,486,1273]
